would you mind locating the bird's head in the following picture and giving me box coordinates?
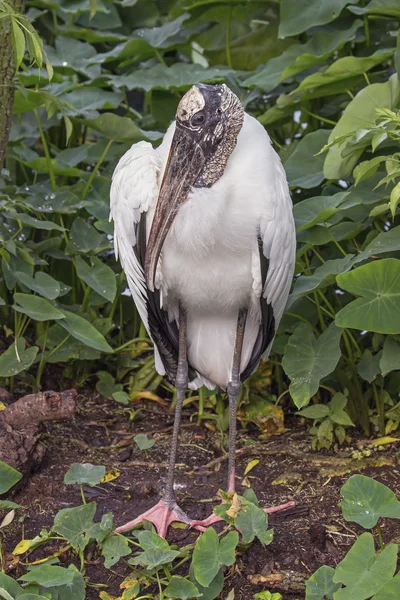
[145,83,244,291]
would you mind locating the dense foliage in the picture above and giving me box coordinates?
[0,0,400,439]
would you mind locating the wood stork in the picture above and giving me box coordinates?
[110,83,296,537]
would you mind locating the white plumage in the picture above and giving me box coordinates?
[110,112,296,390]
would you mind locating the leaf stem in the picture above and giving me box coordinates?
[36,321,49,387]
[376,522,385,550]
[81,139,113,201]
[34,109,56,192]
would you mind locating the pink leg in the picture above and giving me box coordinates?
[116,498,206,537]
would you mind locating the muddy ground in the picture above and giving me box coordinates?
[3,392,400,599]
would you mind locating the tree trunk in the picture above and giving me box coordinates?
[0,0,24,171]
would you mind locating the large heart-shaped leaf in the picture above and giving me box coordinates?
[340,475,400,528]
[332,533,397,600]
[282,323,342,408]
[336,259,400,334]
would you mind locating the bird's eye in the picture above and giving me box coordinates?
[191,112,205,127]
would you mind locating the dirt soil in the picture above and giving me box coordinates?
[3,391,400,600]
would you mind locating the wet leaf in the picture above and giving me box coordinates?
[340,474,400,528]
[13,293,65,321]
[75,256,116,302]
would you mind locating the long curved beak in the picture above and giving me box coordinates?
[144,127,205,292]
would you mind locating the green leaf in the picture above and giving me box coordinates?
[293,192,348,233]
[354,226,400,264]
[305,565,341,600]
[324,75,400,179]
[0,573,23,598]
[131,531,180,569]
[13,293,65,322]
[12,594,49,600]
[297,405,331,420]
[134,434,155,451]
[15,271,61,300]
[64,463,106,486]
[101,534,131,568]
[83,113,148,143]
[340,474,400,528]
[53,503,97,551]
[192,528,238,588]
[336,259,400,334]
[282,323,342,409]
[11,20,26,70]
[333,533,397,600]
[58,311,113,353]
[373,572,400,600]
[235,502,273,545]
[380,337,400,376]
[358,349,381,383]
[348,0,400,17]
[279,0,359,36]
[0,339,38,378]
[75,256,116,302]
[285,130,330,189]
[164,576,201,600]
[295,50,394,93]
[16,213,65,231]
[68,217,106,254]
[51,565,85,600]
[288,256,354,308]
[389,182,400,219]
[354,156,387,185]
[113,63,232,92]
[0,462,22,495]
[0,500,21,510]
[19,565,75,587]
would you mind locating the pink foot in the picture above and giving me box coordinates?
[191,498,297,529]
[115,498,206,538]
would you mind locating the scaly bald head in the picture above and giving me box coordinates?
[145,83,244,290]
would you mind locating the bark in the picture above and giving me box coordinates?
[0,389,76,475]
[0,0,24,170]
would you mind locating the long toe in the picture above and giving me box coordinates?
[115,498,197,538]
